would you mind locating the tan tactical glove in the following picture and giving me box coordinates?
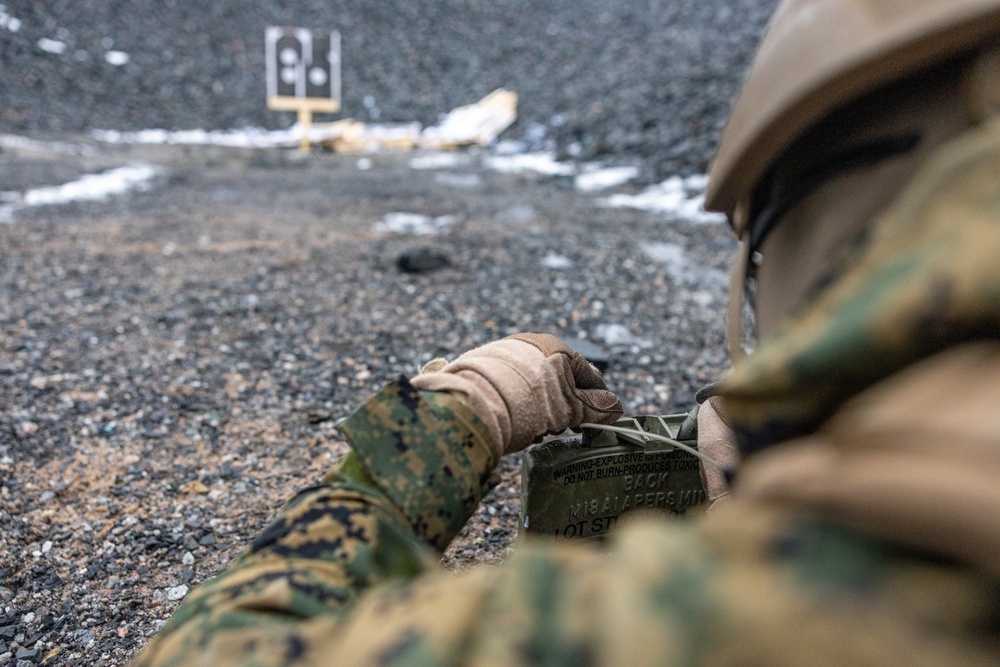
[411,333,623,456]
[697,396,740,508]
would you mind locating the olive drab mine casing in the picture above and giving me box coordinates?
[519,412,707,539]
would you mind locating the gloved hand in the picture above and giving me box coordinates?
[696,395,741,507]
[411,333,623,456]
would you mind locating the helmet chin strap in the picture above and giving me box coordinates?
[726,237,752,368]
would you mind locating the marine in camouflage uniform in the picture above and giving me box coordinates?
[133,1,1000,664]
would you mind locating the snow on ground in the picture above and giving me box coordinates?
[640,241,728,289]
[540,251,573,269]
[7,130,723,229]
[484,152,641,194]
[574,165,639,192]
[0,134,97,156]
[93,127,304,148]
[105,50,130,66]
[603,174,726,224]
[90,127,643,199]
[0,164,160,222]
[594,323,653,349]
[433,172,482,189]
[373,212,463,235]
[484,152,575,176]
[408,153,472,170]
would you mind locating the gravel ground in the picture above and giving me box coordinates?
[1,0,778,178]
[0,1,781,663]
[1,138,737,664]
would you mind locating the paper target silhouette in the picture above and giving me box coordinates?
[265,27,341,112]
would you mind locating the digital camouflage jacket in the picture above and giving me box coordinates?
[131,374,1000,667]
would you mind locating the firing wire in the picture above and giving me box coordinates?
[578,423,727,470]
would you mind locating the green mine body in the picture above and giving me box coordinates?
[519,413,707,539]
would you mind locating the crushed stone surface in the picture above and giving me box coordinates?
[1,139,736,664]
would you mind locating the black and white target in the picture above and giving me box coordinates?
[266,27,341,103]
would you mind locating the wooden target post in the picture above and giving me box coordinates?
[265,27,342,153]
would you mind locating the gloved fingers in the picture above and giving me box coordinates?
[542,353,623,430]
[508,332,613,392]
[567,353,611,391]
[507,332,574,356]
[412,333,623,456]
[570,358,622,422]
[510,333,623,424]
[574,388,624,427]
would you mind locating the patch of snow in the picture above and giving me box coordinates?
[640,241,727,288]
[594,323,653,349]
[1,5,21,32]
[603,174,726,225]
[94,127,294,148]
[574,165,639,192]
[374,212,462,236]
[433,172,481,189]
[485,152,575,176]
[1,164,160,223]
[0,134,97,156]
[408,153,471,170]
[37,38,67,55]
[541,252,572,269]
[492,139,527,155]
[23,165,159,206]
[105,50,129,66]
[641,241,688,270]
[93,124,353,149]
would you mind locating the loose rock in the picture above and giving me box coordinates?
[166,586,189,602]
[396,247,452,274]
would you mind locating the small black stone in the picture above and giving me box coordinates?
[396,247,451,274]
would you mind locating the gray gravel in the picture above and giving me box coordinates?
[1,139,737,664]
[0,1,779,663]
[1,0,778,177]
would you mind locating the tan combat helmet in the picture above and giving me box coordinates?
[705,0,1000,236]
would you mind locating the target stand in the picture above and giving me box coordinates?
[265,27,342,152]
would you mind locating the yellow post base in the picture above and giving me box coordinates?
[298,107,313,154]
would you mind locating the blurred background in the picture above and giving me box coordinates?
[1,0,778,177]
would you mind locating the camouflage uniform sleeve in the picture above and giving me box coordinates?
[131,376,500,666]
